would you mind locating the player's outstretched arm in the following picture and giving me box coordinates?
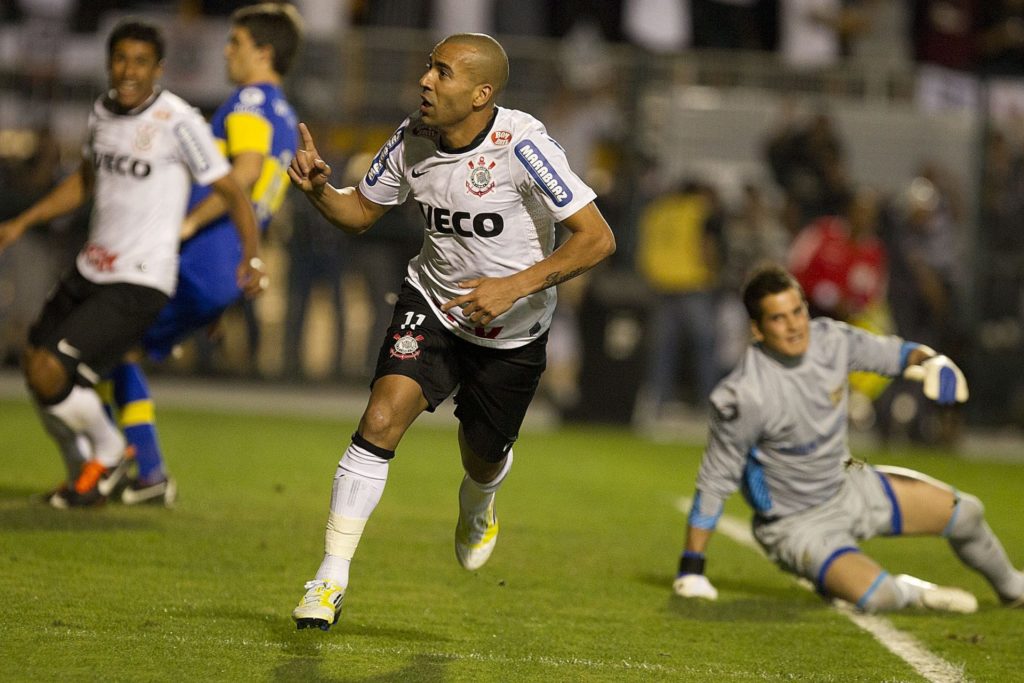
[181,151,264,241]
[287,122,387,234]
[0,163,90,255]
[441,202,616,325]
[211,173,265,298]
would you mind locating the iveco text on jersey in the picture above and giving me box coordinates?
[420,205,503,238]
[92,152,152,178]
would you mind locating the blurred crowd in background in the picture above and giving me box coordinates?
[5,0,1024,441]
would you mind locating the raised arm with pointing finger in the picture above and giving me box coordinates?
[290,32,615,631]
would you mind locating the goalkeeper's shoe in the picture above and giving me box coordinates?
[896,574,978,614]
[63,447,136,507]
[455,491,499,571]
[121,475,177,507]
[673,573,719,600]
[292,579,345,631]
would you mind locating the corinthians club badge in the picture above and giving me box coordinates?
[466,156,496,197]
[390,331,425,360]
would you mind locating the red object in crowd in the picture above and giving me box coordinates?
[788,215,886,318]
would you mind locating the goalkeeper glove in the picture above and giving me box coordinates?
[903,349,969,405]
[673,552,718,600]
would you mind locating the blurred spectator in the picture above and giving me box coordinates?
[789,185,892,427]
[978,0,1024,77]
[716,182,791,373]
[721,183,790,291]
[543,25,624,175]
[0,0,22,22]
[550,0,625,41]
[635,179,723,415]
[765,105,852,234]
[431,0,494,35]
[494,0,548,36]
[692,0,777,51]
[352,0,430,28]
[882,175,964,351]
[622,0,691,52]
[282,186,349,381]
[847,0,908,65]
[876,175,968,446]
[787,186,887,322]
[911,0,982,113]
[778,0,872,69]
[0,127,85,365]
[981,129,1024,256]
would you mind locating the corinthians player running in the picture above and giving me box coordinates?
[0,20,262,507]
[288,33,615,630]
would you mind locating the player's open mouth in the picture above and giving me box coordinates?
[420,98,433,113]
[116,83,140,99]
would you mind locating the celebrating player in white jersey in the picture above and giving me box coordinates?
[288,33,616,630]
[0,20,262,507]
[674,265,1024,613]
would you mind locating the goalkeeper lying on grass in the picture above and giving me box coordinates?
[674,264,1023,613]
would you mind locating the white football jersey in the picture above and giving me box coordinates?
[359,107,597,349]
[76,89,231,295]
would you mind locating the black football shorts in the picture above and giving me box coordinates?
[371,282,547,460]
[29,268,169,386]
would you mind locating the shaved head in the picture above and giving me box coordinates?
[437,33,509,101]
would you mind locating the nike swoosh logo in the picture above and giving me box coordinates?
[411,168,428,178]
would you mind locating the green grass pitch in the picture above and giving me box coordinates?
[1,397,1022,681]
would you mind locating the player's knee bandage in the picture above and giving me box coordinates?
[325,514,368,558]
[944,493,984,541]
[323,443,390,559]
[856,572,904,612]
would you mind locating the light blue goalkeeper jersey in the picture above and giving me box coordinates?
[690,318,915,527]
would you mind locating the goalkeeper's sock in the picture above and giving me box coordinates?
[110,362,166,484]
[314,438,390,587]
[946,493,1024,602]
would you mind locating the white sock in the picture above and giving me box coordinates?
[45,386,125,467]
[314,442,389,586]
[459,451,513,519]
[892,574,925,608]
[946,493,1024,602]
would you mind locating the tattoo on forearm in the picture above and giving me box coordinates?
[544,267,587,288]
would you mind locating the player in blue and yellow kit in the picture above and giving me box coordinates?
[107,3,304,504]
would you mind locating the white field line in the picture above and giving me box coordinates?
[675,498,969,683]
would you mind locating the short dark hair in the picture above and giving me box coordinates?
[232,2,304,76]
[742,264,805,322]
[107,19,165,63]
